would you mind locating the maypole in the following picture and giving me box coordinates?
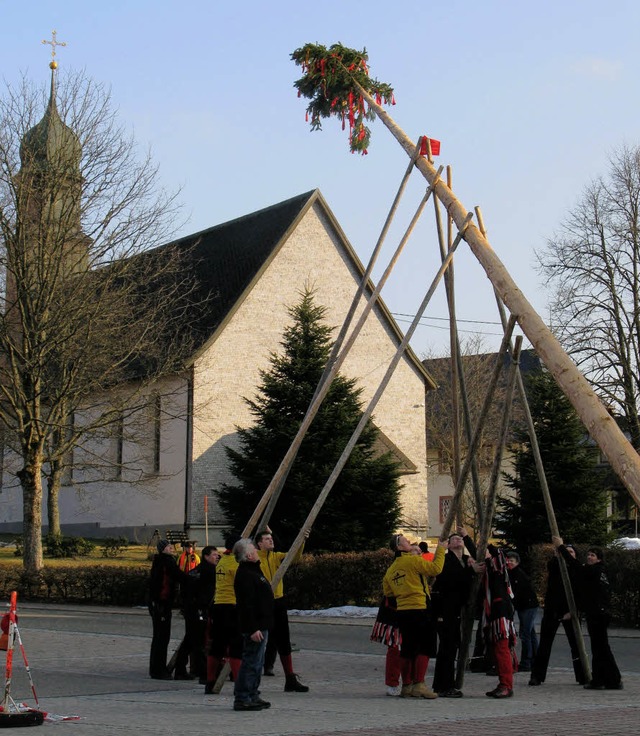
[291,42,640,509]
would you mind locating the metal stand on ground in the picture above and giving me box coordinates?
[0,592,43,728]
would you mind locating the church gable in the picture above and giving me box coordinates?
[189,197,430,538]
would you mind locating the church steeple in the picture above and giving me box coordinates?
[19,34,81,185]
[15,32,88,273]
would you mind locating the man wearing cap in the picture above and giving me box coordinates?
[178,541,200,573]
[383,533,446,699]
[148,539,190,679]
[255,528,309,692]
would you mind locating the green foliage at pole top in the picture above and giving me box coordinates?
[291,42,395,155]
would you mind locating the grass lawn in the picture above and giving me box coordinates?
[0,536,153,569]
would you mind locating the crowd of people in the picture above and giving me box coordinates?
[148,526,622,710]
[374,528,622,701]
[148,529,308,711]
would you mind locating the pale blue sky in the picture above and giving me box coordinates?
[2,1,639,356]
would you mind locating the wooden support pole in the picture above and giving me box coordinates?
[352,83,640,510]
[270,225,469,591]
[241,170,444,538]
[432,193,485,527]
[257,145,423,531]
[439,316,517,540]
[475,206,592,682]
[455,337,522,689]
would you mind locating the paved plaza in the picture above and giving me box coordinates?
[2,604,637,735]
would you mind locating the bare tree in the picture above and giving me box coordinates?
[0,68,195,572]
[538,145,640,451]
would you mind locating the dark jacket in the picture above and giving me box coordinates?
[507,565,539,611]
[558,545,610,617]
[543,556,578,617]
[186,559,218,615]
[234,559,274,634]
[579,561,611,617]
[431,535,477,617]
[149,553,189,607]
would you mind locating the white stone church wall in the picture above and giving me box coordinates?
[190,202,429,539]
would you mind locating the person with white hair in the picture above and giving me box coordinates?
[232,538,275,711]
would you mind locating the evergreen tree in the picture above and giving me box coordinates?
[216,289,402,552]
[496,369,611,558]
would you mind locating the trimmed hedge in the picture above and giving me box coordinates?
[0,565,150,606]
[1,546,639,628]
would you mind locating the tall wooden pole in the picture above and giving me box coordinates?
[353,83,640,509]
[475,206,591,681]
[271,231,467,590]
[241,172,443,538]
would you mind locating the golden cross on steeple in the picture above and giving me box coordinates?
[42,30,67,69]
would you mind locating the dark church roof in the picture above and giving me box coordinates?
[167,190,317,353]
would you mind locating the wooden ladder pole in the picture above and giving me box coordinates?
[432,188,485,528]
[270,223,469,591]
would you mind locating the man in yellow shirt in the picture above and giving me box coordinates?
[204,533,242,694]
[383,534,446,698]
[255,528,309,693]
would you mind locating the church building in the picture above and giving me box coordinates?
[0,62,436,545]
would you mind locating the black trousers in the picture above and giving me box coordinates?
[209,604,243,660]
[149,602,172,677]
[432,614,461,692]
[174,609,202,675]
[531,612,584,684]
[264,597,292,670]
[396,609,437,660]
[586,612,621,687]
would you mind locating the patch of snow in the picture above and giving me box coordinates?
[289,605,377,618]
[612,537,640,550]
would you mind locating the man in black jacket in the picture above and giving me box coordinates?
[232,538,274,711]
[430,527,477,698]
[175,545,220,682]
[148,539,190,679]
[529,544,584,686]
